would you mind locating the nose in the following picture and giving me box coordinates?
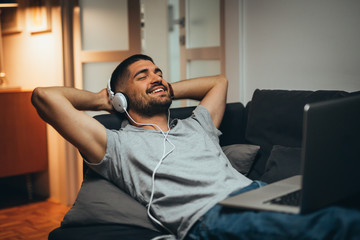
[150,73,162,84]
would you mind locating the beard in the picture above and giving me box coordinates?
[129,92,172,117]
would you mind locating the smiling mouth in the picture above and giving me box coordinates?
[147,85,168,95]
[150,88,165,94]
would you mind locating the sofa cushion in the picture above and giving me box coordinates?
[245,89,351,180]
[222,144,260,175]
[218,103,247,146]
[61,170,160,232]
[260,145,302,184]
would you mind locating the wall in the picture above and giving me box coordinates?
[4,6,63,90]
[3,3,71,204]
[141,0,169,80]
[240,0,360,103]
[225,0,241,103]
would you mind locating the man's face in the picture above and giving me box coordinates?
[125,60,172,117]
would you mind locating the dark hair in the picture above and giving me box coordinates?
[110,54,154,92]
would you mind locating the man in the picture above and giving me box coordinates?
[32,54,360,240]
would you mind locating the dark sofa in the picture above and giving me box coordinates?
[49,89,359,240]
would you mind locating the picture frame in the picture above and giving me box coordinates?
[27,0,51,34]
[1,7,23,35]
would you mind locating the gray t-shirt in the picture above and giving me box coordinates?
[87,105,252,239]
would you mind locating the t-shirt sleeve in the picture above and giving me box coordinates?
[83,129,122,182]
[192,105,222,142]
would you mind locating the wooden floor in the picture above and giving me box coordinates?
[0,200,70,240]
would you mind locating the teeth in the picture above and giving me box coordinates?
[151,88,164,94]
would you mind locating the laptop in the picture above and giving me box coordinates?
[219,94,360,214]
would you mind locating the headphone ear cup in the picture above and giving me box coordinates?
[112,92,129,113]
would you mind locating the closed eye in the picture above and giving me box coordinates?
[136,73,147,80]
[155,68,163,78]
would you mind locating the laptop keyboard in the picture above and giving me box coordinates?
[266,190,302,207]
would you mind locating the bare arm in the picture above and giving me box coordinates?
[171,75,228,128]
[31,87,113,163]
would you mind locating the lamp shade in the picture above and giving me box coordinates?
[0,0,18,7]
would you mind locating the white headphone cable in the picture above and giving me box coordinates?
[123,109,175,234]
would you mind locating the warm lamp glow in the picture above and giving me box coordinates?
[0,3,17,7]
[27,0,51,34]
[0,0,18,8]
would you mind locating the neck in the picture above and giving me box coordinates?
[126,109,170,132]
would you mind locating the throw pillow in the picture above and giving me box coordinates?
[61,170,159,232]
[222,144,260,175]
[260,145,302,184]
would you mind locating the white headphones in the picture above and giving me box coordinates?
[107,78,129,113]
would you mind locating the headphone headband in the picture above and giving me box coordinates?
[107,78,114,100]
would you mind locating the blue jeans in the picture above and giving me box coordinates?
[185,181,360,240]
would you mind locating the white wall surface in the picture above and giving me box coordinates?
[239,0,360,103]
[225,0,241,103]
[141,0,169,81]
[79,0,128,51]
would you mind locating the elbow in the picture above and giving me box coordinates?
[220,75,228,83]
[221,75,228,86]
[217,75,228,90]
[214,74,228,85]
[31,87,52,114]
[31,87,44,109]
[31,87,54,123]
